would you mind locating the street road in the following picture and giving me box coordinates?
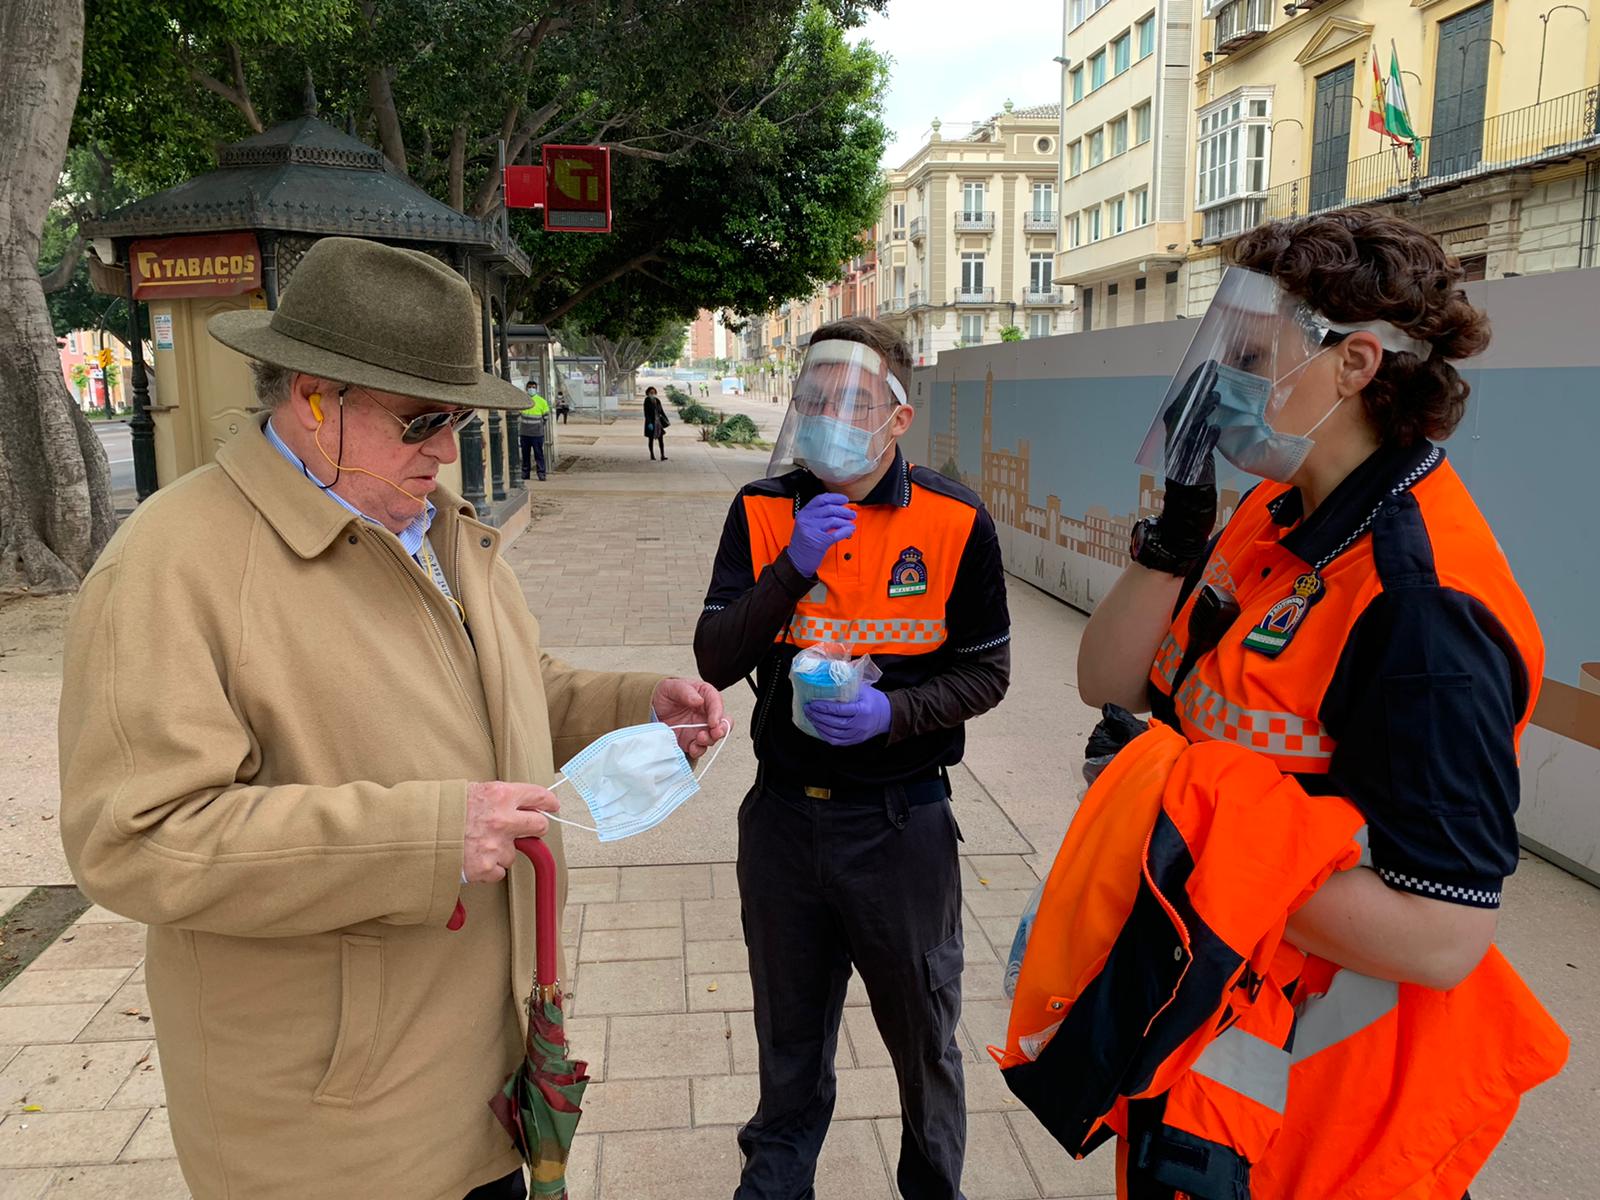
[94,420,135,501]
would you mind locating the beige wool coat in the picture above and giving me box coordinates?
[57,423,661,1199]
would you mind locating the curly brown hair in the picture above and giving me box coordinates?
[1228,210,1491,445]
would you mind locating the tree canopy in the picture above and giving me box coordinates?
[63,0,890,340]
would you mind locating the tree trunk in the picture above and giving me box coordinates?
[447,124,467,211]
[358,1,407,174]
[0,0,114,594]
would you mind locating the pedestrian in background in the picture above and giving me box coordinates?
[55,236,728,1200]
[696,316,1011,1199]
[556,388,570,425]
[643,385,669,461]
[520,380,550,481]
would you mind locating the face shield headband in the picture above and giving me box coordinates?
[1136,267,1435,486]
[767,340,908,484]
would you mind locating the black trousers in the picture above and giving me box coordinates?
[735,779,967,1200]
[519,434,546,479]
[462,1168,525,1199]
[647,433,666,459]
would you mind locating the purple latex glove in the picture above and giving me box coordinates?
[785,492,856,577]
[805,684,892,746]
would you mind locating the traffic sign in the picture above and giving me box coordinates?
[97,348,114,369]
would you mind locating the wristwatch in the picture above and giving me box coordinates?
[1129,517,1201,577]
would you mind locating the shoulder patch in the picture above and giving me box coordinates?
[908,464,982,509]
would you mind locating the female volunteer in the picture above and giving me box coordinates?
[1077,211,1550,1192]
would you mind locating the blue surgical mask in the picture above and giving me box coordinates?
[542,721,727,842]
[1211,358,1341,483]
[793,410,895,485]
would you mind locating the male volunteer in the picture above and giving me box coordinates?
[695,317,1011,1199]
[57,237,726,1200]
[520,379,550,480]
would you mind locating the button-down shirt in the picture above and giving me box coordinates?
[263,418,436,558]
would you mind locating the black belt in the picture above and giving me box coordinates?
[759,765,951,807]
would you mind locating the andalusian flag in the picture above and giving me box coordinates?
[1383,41,1422,159]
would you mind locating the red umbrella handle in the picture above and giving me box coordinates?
[446,837,562,990]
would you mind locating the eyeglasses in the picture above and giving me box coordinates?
[793,391,898,420]
[354,387,476,444]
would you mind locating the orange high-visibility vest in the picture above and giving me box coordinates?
[742,470,977,658]
[994,721,1566,1200]
[992,722,1366,1192]
[1138,444,1565,1198]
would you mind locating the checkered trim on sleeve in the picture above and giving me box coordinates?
[1377,867,1501,909]
[953,632,1011,654]
[702,603,726,612]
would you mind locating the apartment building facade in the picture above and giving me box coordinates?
[1055,0,1199,330]
[878,104,1068,363]
[1184,0,1600,308]
[686,309,735,365]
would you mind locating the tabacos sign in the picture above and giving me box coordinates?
[131,233,261,299]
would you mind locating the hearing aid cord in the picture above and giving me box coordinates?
[307,388,428,511]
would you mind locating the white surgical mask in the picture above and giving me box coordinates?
[1211,354,1343,483]
[793,409,897,485]
[542,720,728,842]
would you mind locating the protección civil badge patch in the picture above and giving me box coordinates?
[1242,572,1324,657]
[888,546,928,597]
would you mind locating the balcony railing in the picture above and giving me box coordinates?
[954,287,996,304]
[879,296,910,315]
[908,288,925,308]
[1252,85,1600,232]
[1022,287,1066,305]
[1024,211,1057,232]
[1213,0,1272,53]
[954,210,996,232]
[909,216,927,241]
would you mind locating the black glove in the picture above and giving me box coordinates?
[1160,361,1221,486]
[1086,703,1150,759]
[1084,703,1151,786]
[1154,361,1221,563]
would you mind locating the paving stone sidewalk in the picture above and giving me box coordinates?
[2,401,1594,1197]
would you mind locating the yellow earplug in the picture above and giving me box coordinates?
[309,392,323,422]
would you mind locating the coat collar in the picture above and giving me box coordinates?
[1268,439,1444,566]
[217,419,480,560]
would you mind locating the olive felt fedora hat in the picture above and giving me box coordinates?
[207,236,527,411]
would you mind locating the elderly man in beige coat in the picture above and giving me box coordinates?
[57,238,726,1200]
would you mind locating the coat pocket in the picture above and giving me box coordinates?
[312,934,384,1107]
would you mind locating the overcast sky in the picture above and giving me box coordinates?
[851,1,1066,169]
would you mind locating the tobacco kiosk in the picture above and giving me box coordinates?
[84,116,534,529]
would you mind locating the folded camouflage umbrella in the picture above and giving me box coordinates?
[449,838,589,1199]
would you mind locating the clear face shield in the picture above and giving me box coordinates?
[768,340,907,486]
[1137,267,1434,485]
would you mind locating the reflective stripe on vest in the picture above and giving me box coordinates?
[786,613,948,649]
[1173,672,1337,763]
[1289,970,1399,1064]
[1153,632,1183,690]
[1189,1024,1290,1115]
